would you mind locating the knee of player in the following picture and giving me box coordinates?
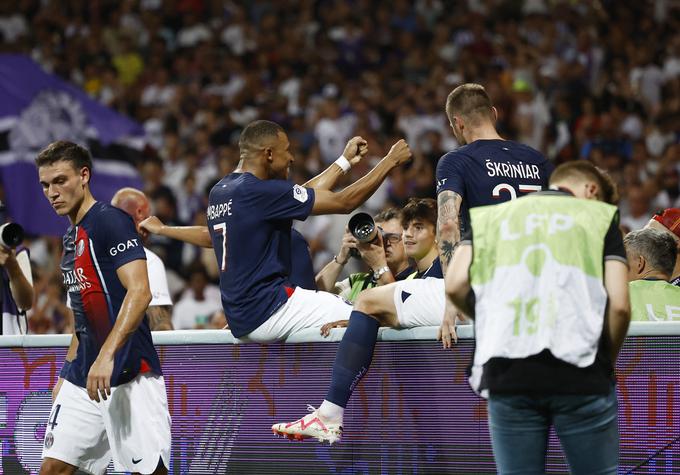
[354,291,378,316]
[354,290,386,323]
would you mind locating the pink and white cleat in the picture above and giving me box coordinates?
[272,405,343,444]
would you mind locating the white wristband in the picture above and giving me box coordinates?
[334,156,351,173]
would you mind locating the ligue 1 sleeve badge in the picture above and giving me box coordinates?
[292,184,308,203]
[44,432,54,449]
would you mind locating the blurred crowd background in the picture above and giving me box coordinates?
[1,0,679,333]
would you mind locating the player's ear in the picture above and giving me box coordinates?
[451,116,462,132]
[636,254,646,275]
[491,106,499,123]
[585,182,599,200]
[264,147,273,163]
[80,166,91,186]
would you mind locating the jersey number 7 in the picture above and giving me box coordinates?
[213,223,227,272]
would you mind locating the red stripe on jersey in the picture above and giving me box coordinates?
[75,227,112,346]
[140,358,151,373]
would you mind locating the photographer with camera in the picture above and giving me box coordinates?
[0,205,34,334]
[317,199,441,336]
[316,208,414,303]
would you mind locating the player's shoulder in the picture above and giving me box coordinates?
[503,140,547,163]
[439,146,474,163]
[91,201,135,224]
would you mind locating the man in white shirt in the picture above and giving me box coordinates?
[111,188,173,330]
[172,265,222,330]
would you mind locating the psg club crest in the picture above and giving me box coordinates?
[44,432,54,449]
[76,240,85,257]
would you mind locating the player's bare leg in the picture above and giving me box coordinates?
[353,284,400,328]
[39,458,78,475]
[132,458,168,475]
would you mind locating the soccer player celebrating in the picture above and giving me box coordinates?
[141,120,412,342]
[37,142,170,475]
[273,83,552,444]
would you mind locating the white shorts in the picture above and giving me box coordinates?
[392,277,445,328]
[237,287,353,343]
[42,373,171,475]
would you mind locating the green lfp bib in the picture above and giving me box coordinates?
[468,194,617,395]
[629,280,680,321]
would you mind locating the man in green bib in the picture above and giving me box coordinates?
[446,161,630,475]
[625,228,680,321]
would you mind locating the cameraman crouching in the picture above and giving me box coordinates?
[0,220,33,334]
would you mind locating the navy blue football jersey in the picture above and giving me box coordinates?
[436,140,552,234]
[61,201,160,388]
[207,173,315,338]
[290,229,317,290]
[414,256,443,279]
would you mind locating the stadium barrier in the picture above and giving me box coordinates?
[0,322,678,474]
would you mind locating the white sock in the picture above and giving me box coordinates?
[319,400,344,423]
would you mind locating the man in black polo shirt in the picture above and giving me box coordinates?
[446,161,631,475]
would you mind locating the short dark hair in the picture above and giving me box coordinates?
[374,207,401,223]
[625,228,677,277]
[401,198,437,228]
[445,83,494,125]
[35,141,93,174]
[238,120,284,152]
[549,161,619,204]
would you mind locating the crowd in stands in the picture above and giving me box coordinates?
[1,0,679,332]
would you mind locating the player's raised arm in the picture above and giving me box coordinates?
[311,139,412,215]
[304,136,368,190]
[139,216,213,248]
[87,259,151,402]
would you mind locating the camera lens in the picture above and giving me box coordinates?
[348,212,377,243]
[0,223,24,248]
[354,223,374,240]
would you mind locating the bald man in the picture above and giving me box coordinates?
[112,188,174,330]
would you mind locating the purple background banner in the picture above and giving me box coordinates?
[0,54,144,236]
[0,55,143,144]
[0,337,678,474]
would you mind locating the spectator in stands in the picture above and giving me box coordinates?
[30,275,69,334]
[621,186,653,232]
[112,188,174,330]
[625,228,680,321]
[644,208,680,286]
[172,264,222,330]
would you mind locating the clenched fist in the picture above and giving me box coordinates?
[385,139,412,166]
